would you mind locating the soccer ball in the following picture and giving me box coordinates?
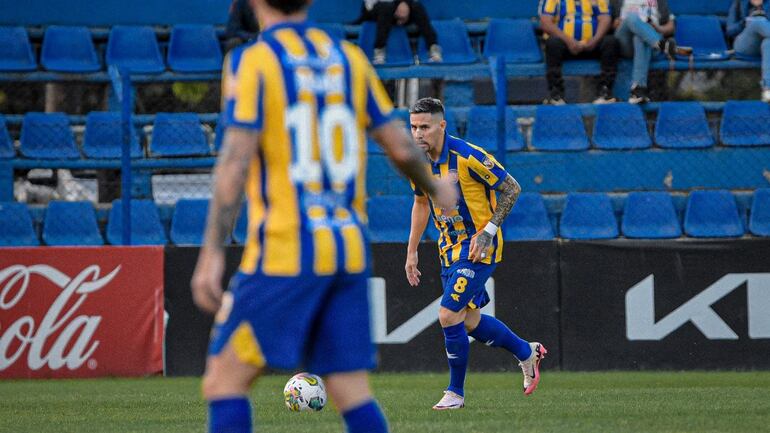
[283,372,327,412]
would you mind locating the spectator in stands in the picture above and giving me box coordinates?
[611,0,692,104]
[353,0,442,64]
[224,0,260,52]
[539,0,620,104]
[728,0,770,102]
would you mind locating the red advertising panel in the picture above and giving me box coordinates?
[0,246,164,378]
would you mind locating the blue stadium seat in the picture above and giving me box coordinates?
[170,199,208,245]
[560,193,619,240]
[654,102,714,149]
[107,199,167,245]
[358,21,414,66]
[233,202,248,244]
[83,112,143,158]
[417,19,476,64]
[0,115,15,159]
[465,105,524,151]
[308,0,360,23]
[750,188,770,236]
[483,19,542,63]
[41,26,100,72]
[43,201,103,246]
[593,103,651,150]
[368,196,414,242]
[0,26,36,71]
[719,100,770,147]
[316,23,346,40]
[0,202,39,246]
[106,26,165,74]
[621,192,682,239]
[20,112,80,159]
[684,190,744,238]
[674,16,729,61]
[670,0,732,17]
[367,155,412,196]
[167,25,223,72]
[150,113,210,157]
[532,105,589,151]
[502,192,554,240]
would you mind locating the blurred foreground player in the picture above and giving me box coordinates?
[190,1,456,432]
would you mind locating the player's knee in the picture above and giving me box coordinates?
[201,369,256,399]
[438,307,464,328]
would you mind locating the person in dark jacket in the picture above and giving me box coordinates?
[611,0,692,103]
[354,0,442,64]
[728,0,770,101]
[224,0,260,52]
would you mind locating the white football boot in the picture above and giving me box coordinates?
[519,342,547,396]
[432,390,464,410]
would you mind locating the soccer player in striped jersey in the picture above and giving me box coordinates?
[404,98,546,410]
[190,1,456,431]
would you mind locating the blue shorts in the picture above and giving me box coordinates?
[208,270,376,376]
[440,260,496,312]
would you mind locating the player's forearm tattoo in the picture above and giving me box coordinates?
[474,176,520,256]
[205,144,250,250]
[490,175,521,227]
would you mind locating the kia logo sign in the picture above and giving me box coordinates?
[625,274,770,341]
[0,264,119,371]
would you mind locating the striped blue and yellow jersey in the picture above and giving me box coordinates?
[539,0,610,41]
[414,133,509,267]
[222,21,393,277]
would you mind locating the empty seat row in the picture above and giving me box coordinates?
[532,101,770,151]
[1,112,211,159]
[0,25,222,73]
[368,189,770,241]
[2,188,769,246]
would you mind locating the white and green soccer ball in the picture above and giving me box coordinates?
[283,372,327,412]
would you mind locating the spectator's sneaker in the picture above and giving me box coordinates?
[519,342,547,396]
[373,48,386,65]
[629,85,650,104]
[659,37,693,59]
[763,88,770,103]
[593,86,617,104]
[428,44,443,62]
[432,390,464,410]
[543,90,566,105]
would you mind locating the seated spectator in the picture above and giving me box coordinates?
[539,0,620,104]
[354,0,442,64]
[728,0,770,102]
[612,0,692,104]
[224,0,260,52]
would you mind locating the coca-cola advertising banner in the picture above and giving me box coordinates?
[0,247,164,379]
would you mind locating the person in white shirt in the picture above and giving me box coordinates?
[611,0,692,103]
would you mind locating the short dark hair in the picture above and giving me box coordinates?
[265,0,309,14]
[409,97,444,117]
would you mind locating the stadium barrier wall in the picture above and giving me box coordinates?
[162,242,561,375]
[164,240,770,375]
[0,246,164,379]
[560,239,770,370]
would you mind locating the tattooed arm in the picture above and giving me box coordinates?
[468,174,521,263]
[191,127,257,314]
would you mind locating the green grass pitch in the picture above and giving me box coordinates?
[1,371,769,432]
